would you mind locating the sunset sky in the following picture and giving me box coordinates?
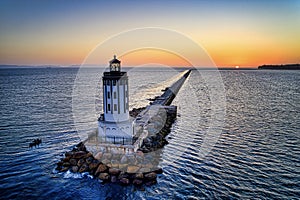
[0,0,299,68]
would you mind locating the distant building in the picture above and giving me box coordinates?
[98,55,133,144]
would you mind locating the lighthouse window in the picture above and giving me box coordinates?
[107,104,111,112]
[107,91,110,99]
[114,92,117,99]
[114,104,117,111]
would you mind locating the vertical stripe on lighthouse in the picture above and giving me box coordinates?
[104,80,107,113]
[117,80,120,114]
[110,80,113,114]
[126,83,129,111]
[123,81,126,113]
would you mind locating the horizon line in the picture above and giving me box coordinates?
[0,63,260,68]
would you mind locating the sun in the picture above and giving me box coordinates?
[235,65,240,69]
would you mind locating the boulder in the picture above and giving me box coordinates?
[89,160,100,171]
[73,151,86,159]
[110,160,119,168]
[98,173,110,181]
[102,153,112,160]
[57,161,63,167]
[77,158,85,167]
[95,163,108,175]
[65,151,74,157]
[118,171,129,179]
[77,143,87,152]
[127,155,137,165]
[136,155,144,163]
[69,158,77,166]
[94,152,103,160]
[63,157,71,162]
[71,166,79,173]
[111,153,121,160]
[109,168,121,176]
[143,163,154,169]
[101,159,110,165]
[106,163,112,168]
[136,150,144,157]
[60,167,69,172]
[134,173,144,179]
[133,179,143,186]
[144,172,157,180]
[62,162,70,167]
[118,164,128,171]
[138,168,151,173]
[110,175,117,183]
[86,156,93,164]
[120,155,128,164]
[120,178,130,185]
[76,142,84,147]
[127,165,140,173]
[85,152,93,158]
[153,168,163,174]
[79,163,89,173]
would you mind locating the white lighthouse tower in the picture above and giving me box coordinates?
[98,55,133,144]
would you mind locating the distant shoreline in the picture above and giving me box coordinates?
[258,64,300,70]
[0,65,255,70]
[1,64,300,70]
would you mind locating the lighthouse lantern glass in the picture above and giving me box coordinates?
[111,63,120,71]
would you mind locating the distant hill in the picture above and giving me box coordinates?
[258,64,300,70]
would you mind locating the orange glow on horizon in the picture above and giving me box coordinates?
[119,49,193,67]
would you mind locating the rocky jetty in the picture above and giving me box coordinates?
[56,142,162,186]
[135,106,177,153]
[129,107,146,118]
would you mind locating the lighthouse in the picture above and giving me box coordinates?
[98,55,133,144]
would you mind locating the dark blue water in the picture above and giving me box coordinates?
[0,68,299,199]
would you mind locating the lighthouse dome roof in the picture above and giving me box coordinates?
[109,55,121,64]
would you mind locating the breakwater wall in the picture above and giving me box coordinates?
[132,69,191,152]
[151,70,191,106]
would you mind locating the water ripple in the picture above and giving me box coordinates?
[0,68,299,199]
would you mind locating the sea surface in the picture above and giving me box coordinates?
[0,67,299,199]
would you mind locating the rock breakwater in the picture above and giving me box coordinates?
[134,106,177,153]
[56,142,162,186]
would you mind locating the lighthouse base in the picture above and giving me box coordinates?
[98,120,133,145]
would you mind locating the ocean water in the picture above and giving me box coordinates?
[0,68,299,199]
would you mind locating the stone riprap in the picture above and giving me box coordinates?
[56,142,162,186]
